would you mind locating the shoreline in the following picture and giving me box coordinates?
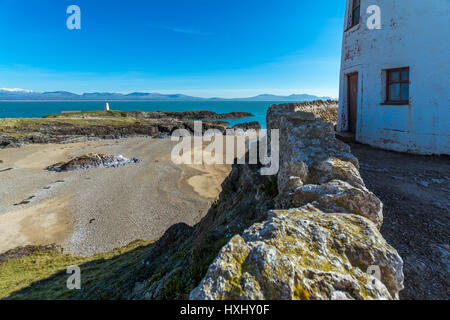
[0,137,232,256]
[0,112,262,149]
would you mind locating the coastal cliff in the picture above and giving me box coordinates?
[191,102,403,300]
[0,110,255,148]
[0,101,404,300]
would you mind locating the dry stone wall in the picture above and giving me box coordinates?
[190,102,404,300]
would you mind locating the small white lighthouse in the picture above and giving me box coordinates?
[104,102,110,111]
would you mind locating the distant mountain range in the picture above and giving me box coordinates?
[0,89,333,102]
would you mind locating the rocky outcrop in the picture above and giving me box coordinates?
[268,100,338,125]
[44,110,254,121]
[151,110,254,121]
[190,206,403,300]
[0,118,233,148]
[191,101,403,300]
[0,244,61,265]
[268,105,383,227]
[232,121,262,131]
[46,153,141,172]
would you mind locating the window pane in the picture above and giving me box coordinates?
[400,83,409,101]
[353,7,360,25]
[401,70,409,81]
[390,71,400,81]
[353,0,361,7]
[389,84,400,100]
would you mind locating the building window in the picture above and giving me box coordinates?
[386,68,410,104]
[350,0,361,27]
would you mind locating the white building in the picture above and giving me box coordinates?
[338,0,450,155]
[104,102,110,111]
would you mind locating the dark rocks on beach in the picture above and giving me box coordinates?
[68,110,255,121]
[0,139,19,148]
[14,196,35,206]
[1,136,23,148]
[232,121,262,131]
[43,110,255,121]
[46,153,142,172]
[152,110,254,120]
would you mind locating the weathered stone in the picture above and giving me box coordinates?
[265,103,385,227]
[266,100,338,127]
[46,153,141,172]
[190,206,403,300]
[191,102,403,300]
[281,180,383,228]
[232,121,262,131]
[309,158,365,189]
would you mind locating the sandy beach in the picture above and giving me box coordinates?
[0,137,231,256]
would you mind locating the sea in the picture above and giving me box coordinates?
[0,101,295,129]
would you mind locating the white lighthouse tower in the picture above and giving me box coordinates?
[104,102,110,111]
[337,0,449,155]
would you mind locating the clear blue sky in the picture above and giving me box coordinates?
[0,0,346,98]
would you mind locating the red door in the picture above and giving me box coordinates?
[347,73,358,134]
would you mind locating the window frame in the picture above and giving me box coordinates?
[347,0,361,30]
[385,67,410,105]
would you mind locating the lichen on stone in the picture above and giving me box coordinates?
[190,206,403,300]
[190,102,404,300]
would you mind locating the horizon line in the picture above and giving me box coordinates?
[0,90,337,100]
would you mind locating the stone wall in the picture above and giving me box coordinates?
[190,101,404,300]
[268,100,338,126]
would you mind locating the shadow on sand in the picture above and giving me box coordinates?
[3,160,276,300]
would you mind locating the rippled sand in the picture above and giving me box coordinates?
[0,137,231,256]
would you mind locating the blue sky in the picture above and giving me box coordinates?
[0,0,346,98]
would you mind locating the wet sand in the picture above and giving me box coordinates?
[0,137,231,256]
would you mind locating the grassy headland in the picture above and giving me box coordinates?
[0,240,153,299]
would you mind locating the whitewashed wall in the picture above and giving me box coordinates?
[338,0,450,155]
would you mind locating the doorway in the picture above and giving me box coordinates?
[347,72,358,134]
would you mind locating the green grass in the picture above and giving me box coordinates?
[261,175,279,198]
[43,110,128,119]
[0,240,153,300]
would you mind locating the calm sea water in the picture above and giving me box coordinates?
[0,101,292,129]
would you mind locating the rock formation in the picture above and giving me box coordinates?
[190,101,403,300]
[232,121,262,131]
[46,153,141,172]
[0,117,233,148]
[42,110,254,121]
[269,100,338,126]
